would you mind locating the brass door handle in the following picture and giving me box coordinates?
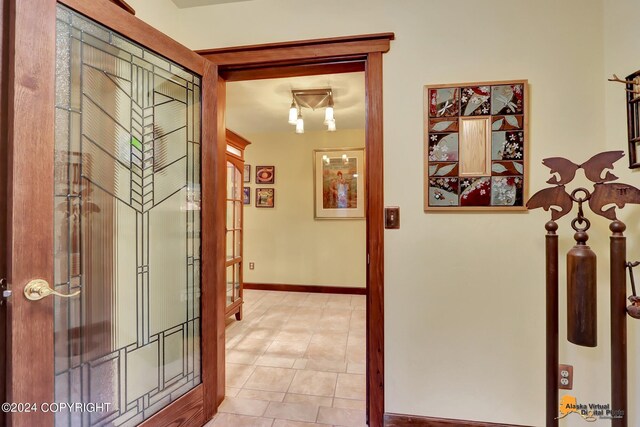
[24,279,80,301]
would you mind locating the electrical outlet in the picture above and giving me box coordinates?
[559,364,573,390]
[249,262,255,270]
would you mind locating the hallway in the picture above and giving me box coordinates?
[208,290,366,427]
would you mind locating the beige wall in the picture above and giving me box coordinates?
[604,0,640,421]
[126,0,640,425]
[239,129,366,287]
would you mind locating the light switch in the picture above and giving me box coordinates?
[385,207,400,229]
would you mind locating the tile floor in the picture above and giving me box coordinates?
[206,290,367,427]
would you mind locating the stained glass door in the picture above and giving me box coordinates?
[53,5,202,425]
[5,1,216,426]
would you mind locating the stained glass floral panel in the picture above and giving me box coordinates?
[424,80,528,210]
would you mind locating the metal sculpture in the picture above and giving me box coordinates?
[527,150,640,427]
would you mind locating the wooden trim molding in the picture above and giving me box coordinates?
[244,282,366,295]
[214,75,228,409]
[139,386,204,427]
[365,51,385,427]
[200,62,222,419]
[201,32,393,427]
[197,32,394,67]
[383,413,533,427]
[6,0,57,424]
[226,129,251,153]
[0,0,10,420]
[221,60,365,82]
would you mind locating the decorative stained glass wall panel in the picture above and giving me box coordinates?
[424,80,528,211]
[54,5,201,426]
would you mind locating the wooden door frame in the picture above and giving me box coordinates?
[198,32,393,427]
[5,0,219,425]
[0,0,9,425]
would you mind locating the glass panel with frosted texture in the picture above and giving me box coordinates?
[226,265,234,304]
[234,230,241,259]
[234,263,241,299]
[234,167,242,200]
[227,161,235,198]
[54,6,202,426]
[234,201,242,229]
[226,200,234,231]
[226,230,233,261]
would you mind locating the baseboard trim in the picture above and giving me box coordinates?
[383,413,533,427]
[243,282,366,295]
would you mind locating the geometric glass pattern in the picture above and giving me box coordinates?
[424,80,528,210]
[54,5,201,426]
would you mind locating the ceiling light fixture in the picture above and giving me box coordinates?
[288,88,336,133]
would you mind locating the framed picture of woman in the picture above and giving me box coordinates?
[313,148,365,219]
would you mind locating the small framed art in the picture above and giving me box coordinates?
[256,166,275,184]
[255,188,274,208]
[243,187,250,205]
[424,80,528,211]
[244,164,251,183]
[313,148,365,219]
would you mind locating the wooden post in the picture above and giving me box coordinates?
[610,220,627,427]
[545,221,559,427]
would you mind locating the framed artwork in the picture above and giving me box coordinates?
[424,80,528,211]
[255,166,275,184]
[243,187,250,205]
[255,188,274,208]
[243,164,251,183]
[313,148,365,219]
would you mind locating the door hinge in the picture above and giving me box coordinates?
[0,278,10,304]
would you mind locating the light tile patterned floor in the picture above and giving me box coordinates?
[206,290,367,427]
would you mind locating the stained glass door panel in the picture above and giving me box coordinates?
[54,5,201,426]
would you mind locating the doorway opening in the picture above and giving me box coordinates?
[198,32,392,427]
[214,72,367,426]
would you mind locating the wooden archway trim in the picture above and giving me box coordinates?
[199,32,393,427]
[197,32,393,67]
[107,0,135,15]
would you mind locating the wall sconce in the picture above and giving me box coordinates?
[288,88,336,134]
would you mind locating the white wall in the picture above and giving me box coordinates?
[240,129,366,288]
[128,0,184,42]
[126,1,640,425]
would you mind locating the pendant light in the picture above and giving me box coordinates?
[288,99,298,125]
[324,97,334,124]
[327,119,336,132]
[295,111,304,134]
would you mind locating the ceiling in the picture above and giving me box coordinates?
[226,72,365,135]
[171,0,251,8]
